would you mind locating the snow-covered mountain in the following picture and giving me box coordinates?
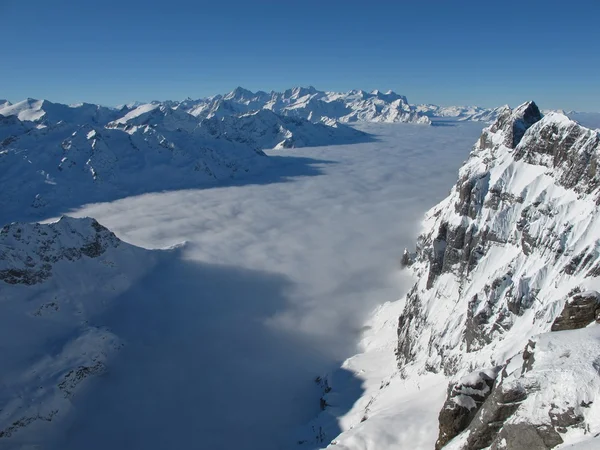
[306,102,600,449]
[182,86,432,125]
[0,98,122,125]
[0,107,269,223]
[0,98,373,222]
[200,109,370,150]
[0,217,161,442]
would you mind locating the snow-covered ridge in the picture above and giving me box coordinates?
[0,217,160,443]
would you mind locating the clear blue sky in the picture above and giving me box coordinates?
[2,0,599,111]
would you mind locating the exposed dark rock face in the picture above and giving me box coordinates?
[491,423,562,450]
[396,286,425,370]
[0,217,120,285]
[489,101,542,149]
[461,380,528,449]
[436,369,500,449]
[551,291,600,331]
[400,248,415,267]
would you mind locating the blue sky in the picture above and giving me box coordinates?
[2,0,599,110]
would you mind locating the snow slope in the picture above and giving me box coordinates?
[307,103,600,449]
[0,98,121,125]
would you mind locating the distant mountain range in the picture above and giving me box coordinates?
[4,87,594,224]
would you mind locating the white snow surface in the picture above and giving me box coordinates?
[0,121,486,448]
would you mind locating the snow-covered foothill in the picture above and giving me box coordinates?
[0,217,161,442]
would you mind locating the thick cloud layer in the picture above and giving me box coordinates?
[51,121,484,449]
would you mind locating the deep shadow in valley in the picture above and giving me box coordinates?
[1,155,338,225]
[47,248,363,450]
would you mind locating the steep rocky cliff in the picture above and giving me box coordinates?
[398,102,600,448]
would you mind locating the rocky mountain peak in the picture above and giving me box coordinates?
[488,100,542,149]
[396,103,600,447]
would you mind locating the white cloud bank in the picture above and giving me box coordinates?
[49,121,484,449]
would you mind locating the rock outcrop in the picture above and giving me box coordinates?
[435,368,500,449]
[0,217,120,285]
[551,290,600,331]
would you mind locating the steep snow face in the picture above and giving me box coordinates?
[0,217,159,441]
[184,87,431,125]
[200,109,370,150]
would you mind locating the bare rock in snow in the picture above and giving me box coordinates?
[551,291,600,331]
[436,368,500,449]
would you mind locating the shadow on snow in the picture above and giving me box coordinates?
[48,247,363,450]
[2,155,337,225]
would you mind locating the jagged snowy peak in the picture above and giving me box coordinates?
[107,102,201,133]
[182,86,431,124]
[416,104,504,123]
[188,96,256,120]
[223,86,272,105]
[200,109,370,150]
[0,217,159,442]
[0,118,267,223]
[0,98,120,125]
[393,101,600,447]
